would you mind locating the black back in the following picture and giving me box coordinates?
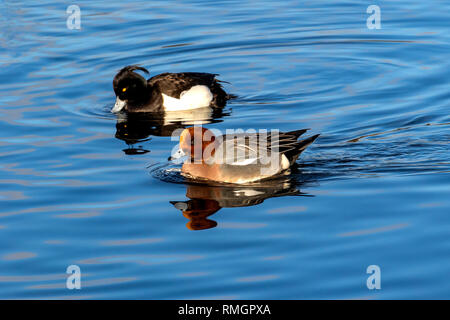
[113,65,231,112]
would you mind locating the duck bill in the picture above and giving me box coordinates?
[170,201,188,211]
[112,97,126,113]
[168,148,187,161]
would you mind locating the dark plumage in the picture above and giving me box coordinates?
[278,130,320,166]
[112,65,231,113]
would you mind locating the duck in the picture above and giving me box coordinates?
[112,65,232,113]
[169,126,320,184]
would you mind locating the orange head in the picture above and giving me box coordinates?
[179,127,217,162]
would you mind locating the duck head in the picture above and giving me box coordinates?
[169,127,217,163]
[112,65,150,113]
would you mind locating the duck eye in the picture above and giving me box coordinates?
[122,87,127,92]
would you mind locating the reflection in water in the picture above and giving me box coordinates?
[171,178,310,230]
[114,108,228,154]
[171,199,220,230]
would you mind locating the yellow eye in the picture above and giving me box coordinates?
[122,87,127,92]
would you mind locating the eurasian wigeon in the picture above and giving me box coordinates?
[170,127,320,184]
[112,65,233,113]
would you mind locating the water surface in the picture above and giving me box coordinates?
[0,0,449,299]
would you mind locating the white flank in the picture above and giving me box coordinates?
[162,85,213,111]
[281,154,290,170]
[233,189,264,197]
[230,157,258,166]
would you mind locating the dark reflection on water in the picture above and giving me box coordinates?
[114,107,230,154]
[170,177,309,230]
[0,0,449,299]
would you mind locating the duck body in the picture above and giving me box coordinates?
[112,66,230,113]
[171,127,320,184]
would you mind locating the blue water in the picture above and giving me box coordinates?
[0,0,449,299]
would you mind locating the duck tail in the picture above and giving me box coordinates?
[226,93,238,100]
[284,134,320,165]
[286,129,309,139]
[296,134,320,152]
[213,76,237,101]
